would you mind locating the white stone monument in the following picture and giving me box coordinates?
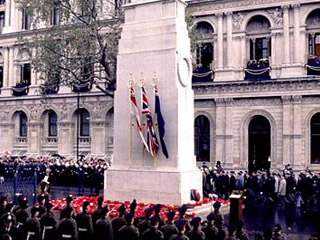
[105,0,202,205]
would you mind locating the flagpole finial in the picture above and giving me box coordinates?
[127,73,135,88]
[151,72,159,88]
[138,72,145,87]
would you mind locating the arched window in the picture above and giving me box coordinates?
[311,113,320,164]
[247,16,271,61]
[194,115,210,162]
[306,9,320,57]
[195,22,214,68]
[48,111,57,137]
[80,109,90,136]
[19,112,28,137]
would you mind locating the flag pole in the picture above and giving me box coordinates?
[128,73,135,165]
[152,72,159,167]
[139,72,145,166]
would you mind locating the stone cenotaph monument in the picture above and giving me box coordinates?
[105,0,202,205]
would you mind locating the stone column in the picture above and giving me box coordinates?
[225,98,234,168]
[58,122,74,155]
[3,47,9,87]
[282,5,290,65]
[215,99,225,164]
[27,122,42,154]
[251,38,256,60]
[226,12,233,68]
[292,4,300,64]
[271,32,276,67]
[281,96,292,167]
[91,120,106,155]
[8,47,14,86]
[216,12,224,69]
[292,95,302,169]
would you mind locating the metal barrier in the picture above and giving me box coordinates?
[0,171,37,205]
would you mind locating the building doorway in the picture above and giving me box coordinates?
[248,115,271,173]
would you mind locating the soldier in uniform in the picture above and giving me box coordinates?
[75,201,93,240]
[111,204,126,240]
[170,219,189,240]
[141,215,164,240]
[186,217,205,240]
[40,203,57,240]
[137,207,153,235]
[118,212,139,240]
[0,213,21,240]
[212,202,224,228]
[14,197,29,238]
[94,206,113,240]
[57,207,78,240]
[60,195,74,220]
[235,220,249,240]
[160,211,178,240]
[36,196,46,218]
[25,207,41,240]
[174,206,191,232]
[153,204,166,229]
[91,196,104,228]
[201,213,218,240]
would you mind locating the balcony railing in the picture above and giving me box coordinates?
[17,137,27,143]
[79,137,91,143]
[244,59,271,81]
[11,83,29,96]
[192,66,213,83]
[46,137,58,144]
[306,57,320,75]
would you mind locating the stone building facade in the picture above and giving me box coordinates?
[0,0,114,159]
[189,0,320,171]
[0,0,320,172]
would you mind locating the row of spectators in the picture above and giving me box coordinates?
[202,162,320,210]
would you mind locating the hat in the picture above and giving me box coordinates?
[190,217,202,226]
[150,215,160,225]
[176,219,188,230]
[46,202,53,210]
[144,207,153,216]
[2,213,13,222]
[97,196,104,205]
[206,212,215,221]
[101,205,109,216]
[167,211,176,221]
[213,201,221,209]
[82,201,90,210]
[154,204,162,211]
[130,199,137,213]
[178,205,188,214]
[118,204,126,214]
[66,195,73,204]
[274,224,282,232]
[124,212,135,222]
[31,207,40,216]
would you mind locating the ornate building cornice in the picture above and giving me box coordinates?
[193,78,320,99]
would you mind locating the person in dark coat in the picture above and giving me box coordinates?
[57,206,78,240]
[111,204,126,240]
[201,213,218,240]
[75,201,93,240]
[174,206,191,232]
[36,195,46,218]
[160,211,178,240]
[137,207,153,235]
[92,196,104,228]
[212,201,224,227]
[141,215,164,240]
[0,196,8,220]
[0,213,21,240]
[94,206,113,240]
[118,212,139,240]
[60,196,74,220]
[169,219,189,240]
[14,197,29,238]
[40,203,57,240]
[186,217,205,240]
[153,204,166,229]
[25,207,41,240]
[235,220,249,240]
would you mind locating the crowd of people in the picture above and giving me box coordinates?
[0,156,109,195]
[202,162,320,211]
[0,194,292,240]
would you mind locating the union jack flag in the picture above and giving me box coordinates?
[130,87,149,152]
[141,87,159,157]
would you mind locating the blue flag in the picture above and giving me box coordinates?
[155,87,169,158]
